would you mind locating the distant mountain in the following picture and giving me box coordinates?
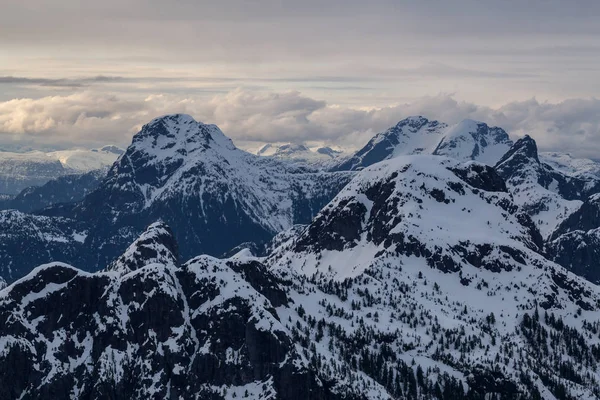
[431,119,513,165]
[2,169,107,213]
[540,151,600,179]
[255,142,346,166]
[332,116,512,171]
[0,147,121,194]
[0,211,86,281]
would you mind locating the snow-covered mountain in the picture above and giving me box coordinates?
[265,155,600,399]
[0,114,352,282]
[67,114,351,267]
[3,155,600,399]
[431,119,513,165]
[0,147,122,194]
[0,223,335,400]
[332,117,513,171]
[255,142,346,167]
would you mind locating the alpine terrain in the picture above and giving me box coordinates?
[1,114,600,400]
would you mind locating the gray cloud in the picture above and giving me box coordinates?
[3,1,600,109]
[1,89,600,159]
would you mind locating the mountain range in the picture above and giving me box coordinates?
[1,113,600,399]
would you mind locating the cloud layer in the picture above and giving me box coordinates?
[1,89,600,159]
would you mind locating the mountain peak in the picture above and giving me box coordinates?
[132,113,234,156]
[395,115,430,129]
[496,135,539,168]
[106,221,179,274]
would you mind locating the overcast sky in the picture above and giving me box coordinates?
[1,0,600,157]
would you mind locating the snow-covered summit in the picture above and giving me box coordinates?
[131,113,236,160]
[432,119,513,165]
[333,117,512,171]
[495,135,600,239]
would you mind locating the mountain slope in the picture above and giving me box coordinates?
[333,116,447,171]
[67,114,351,268]
[0,211,86,282]
[3,156,600,399]
[267,155,600,399]
[546,194,600,284]
[432,119,513,165]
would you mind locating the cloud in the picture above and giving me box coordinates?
[1,89,600,159]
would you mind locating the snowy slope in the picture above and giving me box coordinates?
[432,119,513,165]
[3,151,600,398]
[333,116,448,171]
[266,155,600,399]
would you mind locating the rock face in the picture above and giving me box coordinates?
[332,117,512,171]
[546,194,600,284]
[0,223,340,400]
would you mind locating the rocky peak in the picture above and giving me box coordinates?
[106,221,179,274]
[495,135,540,169]
[129,113,235,162]
[394,115,431,130]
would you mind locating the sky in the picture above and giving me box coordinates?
[1,0,600,157]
